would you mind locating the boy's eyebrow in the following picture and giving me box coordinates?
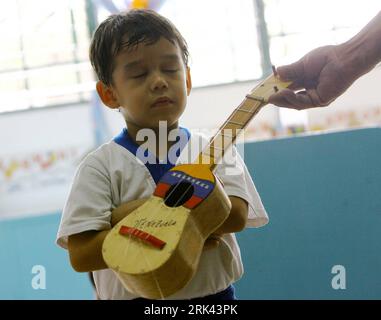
[123,54,181,70]
[160,54,181,61]
[123,60,143,71]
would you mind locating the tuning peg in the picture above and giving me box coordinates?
[272,65,278,77]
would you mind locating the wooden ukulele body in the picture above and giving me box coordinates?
[102,164,231,299]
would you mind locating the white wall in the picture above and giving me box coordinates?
[307,64,381,130]
[0,104,94,155]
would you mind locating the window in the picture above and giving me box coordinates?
[263,0,380,128]
[1,0,264,113]
[0,0,92,113]
[95,0,264,88]
[159,0,262,87]
[264,0,380,65]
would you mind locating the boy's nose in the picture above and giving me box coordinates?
[150,75,168,91]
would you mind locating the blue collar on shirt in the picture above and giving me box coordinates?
[113,127,191,184]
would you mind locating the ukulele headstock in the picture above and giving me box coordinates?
[247,71,292,104]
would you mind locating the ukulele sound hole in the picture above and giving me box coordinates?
[164,182,194,207]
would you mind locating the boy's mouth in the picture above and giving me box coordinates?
[151,96,173,108]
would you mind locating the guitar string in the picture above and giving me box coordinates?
[135,77,283,297]
[119,99,264,299]
[130,146,210,298]
[207,99,263,167]
[126,100,261,298]
[116,77,279,298]
[118,128,198,299]
[118,128,217,299]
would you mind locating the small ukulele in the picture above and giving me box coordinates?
[102,71,291,299]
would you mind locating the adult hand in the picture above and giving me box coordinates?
[269,11,381,110]
[268,45,356,109]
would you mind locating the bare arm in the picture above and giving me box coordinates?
[269,11,381,109]
[68,230,109,272]
[68,195,248,270]
[68,197,149,272]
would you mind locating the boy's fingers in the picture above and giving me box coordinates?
[203,234,222,250]
[203,238,220,250]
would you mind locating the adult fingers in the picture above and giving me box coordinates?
[306,88,334,107]
[276,61,307,88]
[269,89,315,109]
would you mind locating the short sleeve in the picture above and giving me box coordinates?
[56,158,113,249]
[214,145,269,228]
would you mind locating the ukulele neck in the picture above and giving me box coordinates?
[194,74,291,171]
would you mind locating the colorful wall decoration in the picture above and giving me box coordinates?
[244,105,381,141]
[0,145,91,219]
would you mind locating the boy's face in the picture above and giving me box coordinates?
[102,37,191,132]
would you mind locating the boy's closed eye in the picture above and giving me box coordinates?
[130,68,179,79]
[162,62,180,73]
[163,68,179,73]
[131,72,147,79]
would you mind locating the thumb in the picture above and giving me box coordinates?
[203,238,220,250]
[276,60,304,82]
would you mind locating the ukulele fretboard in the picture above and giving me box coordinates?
[195,73,291,170]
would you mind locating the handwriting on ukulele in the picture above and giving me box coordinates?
[134,218,177,229]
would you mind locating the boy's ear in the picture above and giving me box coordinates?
[186,67,192,96]
[96,81,120,109]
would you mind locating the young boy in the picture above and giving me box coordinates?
[56,9,268,300]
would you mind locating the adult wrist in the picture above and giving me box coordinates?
[338,37,373,81]
[338,14,381,80]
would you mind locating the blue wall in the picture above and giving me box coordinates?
[0,214,93,299]
[1,128,380,299]
[235,127,381,299]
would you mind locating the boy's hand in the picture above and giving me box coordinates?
[203,233,223,250]
[111,197,150,227]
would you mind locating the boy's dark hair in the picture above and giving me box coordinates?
[89,9,189,86]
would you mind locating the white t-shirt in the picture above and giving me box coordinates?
[56,128,268,300]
